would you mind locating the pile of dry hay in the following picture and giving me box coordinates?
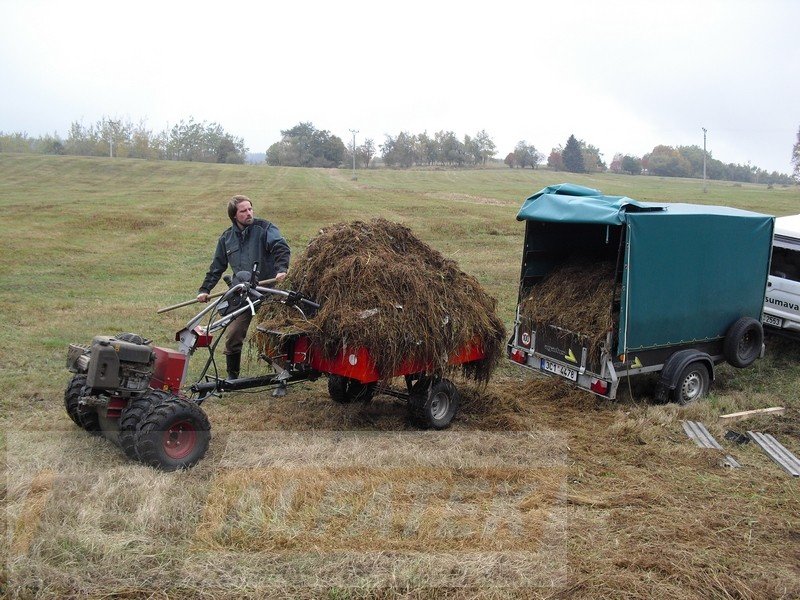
[519,255,618,362]
[254,218,505,382]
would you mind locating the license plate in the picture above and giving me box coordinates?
[763,313,782,327]
[541,358,577,381]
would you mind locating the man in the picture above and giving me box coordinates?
[197,194,290,380]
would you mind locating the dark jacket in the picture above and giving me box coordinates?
[199,218,290,293]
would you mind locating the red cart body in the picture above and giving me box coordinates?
[305,337,485,383]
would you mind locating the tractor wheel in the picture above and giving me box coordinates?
[327,375,376,403]
[64,374,101,435]
[672,361,710,405]
[409,378,459,430]
[723,317,763,368]
[134,395,210,471]
[118,389,164,460]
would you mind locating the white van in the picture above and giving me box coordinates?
[764,214,800,337]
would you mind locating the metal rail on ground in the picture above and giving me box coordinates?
[682,420,741,468]
[747,431,800,477]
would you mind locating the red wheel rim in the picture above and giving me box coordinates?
[162,419,197,460]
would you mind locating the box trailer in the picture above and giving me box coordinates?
[507,183,774,403]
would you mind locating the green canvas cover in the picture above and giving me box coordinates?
[517,184,774,354]
[619,205,773,352]
[516,183,667,224]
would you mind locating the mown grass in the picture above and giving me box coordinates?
[2,154,799,599]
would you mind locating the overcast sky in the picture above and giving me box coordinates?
[1,0,798,173]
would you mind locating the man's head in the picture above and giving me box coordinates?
[227,195,254,228]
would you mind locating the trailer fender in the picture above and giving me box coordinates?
[655,350,714,403]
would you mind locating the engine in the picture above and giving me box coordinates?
[67,334,156,397]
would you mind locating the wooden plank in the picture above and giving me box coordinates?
[719,407,786,422]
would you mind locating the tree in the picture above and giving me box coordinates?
[39,135,64,155]
[216,134,245,164]
[473,130,496,165]
[644,145,691,177]
[547,147,564,170]
[435,130,466,166]
[358,138,376,168]
[129,121,163,160]
[676,145,707,178]
[504,152,517,168]
[562,134,585,173]
[579,141,605,173]
[165,118,242,163]
[793,126,800,182]
[512,141,542,169]
[381,132,417,168]
[266,122,343,167]
[414,132,438,165]
[621,155,643,175]
[609,153,623,173]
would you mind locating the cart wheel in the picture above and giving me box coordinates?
[410,378,459,430]
[118,389,163,460]
[64,374,101,435]
[328,375,376,403]
[134,394,210,471]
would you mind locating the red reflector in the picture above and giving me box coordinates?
[510,348,526,364]
[194,326,213,348]
[590,378,608,394]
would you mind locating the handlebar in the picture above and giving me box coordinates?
[193,285,319,334]
[254,286,320,311]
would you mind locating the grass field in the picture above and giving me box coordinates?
[2,154,799,599]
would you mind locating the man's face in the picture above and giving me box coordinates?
[234,201,254,228]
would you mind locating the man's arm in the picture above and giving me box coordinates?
[265,223,291,280]
[197,236,228,301]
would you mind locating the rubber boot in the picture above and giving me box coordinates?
[226,352,241,380]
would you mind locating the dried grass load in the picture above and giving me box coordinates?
[519,255,617,361]
[256,219,506,382]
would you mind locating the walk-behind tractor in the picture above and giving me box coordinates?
[65,271,485,470]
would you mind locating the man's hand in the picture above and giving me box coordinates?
[196,292,210,303]
[275,272,287,283]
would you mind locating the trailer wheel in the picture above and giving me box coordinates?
[327,375,376,403]
[64,374,101,435]
[118,390,162,460]
[410,378,459,430]
[134,395,210,471]
[672,361,710,405]
[723,317,763,368]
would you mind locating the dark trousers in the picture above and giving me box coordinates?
[224,311,252,355]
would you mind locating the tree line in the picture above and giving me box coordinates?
[0,117,247,164]
[611,144,794,185]
[2,117,797,184]
[505,133,793,185]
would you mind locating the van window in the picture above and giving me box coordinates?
[770,246,800,282]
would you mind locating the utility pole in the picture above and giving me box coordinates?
[702,127,707,194]
[349,129,358,180]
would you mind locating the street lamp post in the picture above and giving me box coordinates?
[349,129,359,180]
[702,127,707,194]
